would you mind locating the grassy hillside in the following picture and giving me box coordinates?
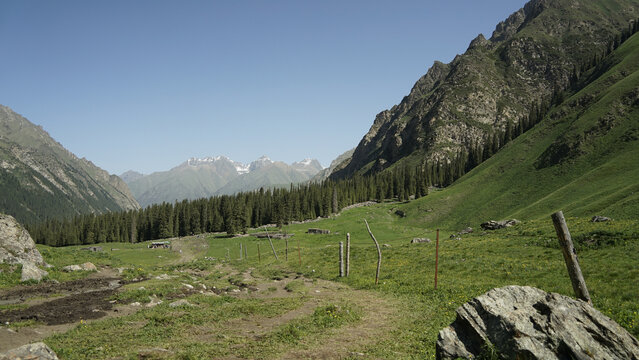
[2,203,634,358]
[396,32,639,230]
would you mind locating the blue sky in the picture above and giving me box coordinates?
[0,0,527,175]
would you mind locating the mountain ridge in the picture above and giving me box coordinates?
[122,155,324,207]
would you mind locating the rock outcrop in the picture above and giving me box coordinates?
[0,342,59,360]
[436,285,639,359]
[480,219,520,230]
[0,214,48,282]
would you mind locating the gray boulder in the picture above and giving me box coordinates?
[480,219,520,230]
[20,262,48,282]
[0,214,48,282]
[411,238,431,244]
[0,342,59,360]
[591,215,612,222]
[436,285,639,359]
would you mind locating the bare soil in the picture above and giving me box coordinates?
[0,268,126,352]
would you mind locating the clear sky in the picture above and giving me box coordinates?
[0,0,528,175]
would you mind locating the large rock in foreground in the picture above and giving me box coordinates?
[437,286,639,359]
[0,342,59,360]
[0,213,48,282]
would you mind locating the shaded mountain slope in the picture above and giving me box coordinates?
[0,106,140,224]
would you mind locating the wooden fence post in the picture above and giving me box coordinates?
[339,241,344,277]
[286,237,289,261]
[244,243,248,259]
[346,233,351,277]
[265,226,279,260]
[551,211,592,304]
[240,243,243,260]
[297,237,302,266]
[364,219,382,285]
[226,248,230,262]
[435,229,439,290]
[258,243,261,263]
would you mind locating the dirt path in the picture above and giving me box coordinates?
[211,265,400,359]
[170,236,210,263]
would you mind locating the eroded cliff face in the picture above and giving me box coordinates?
[333,0,639,178]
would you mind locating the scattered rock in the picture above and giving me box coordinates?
[20,262,48,282]
[383,244,391,248]
[154,273,172,280]
[0,342,59,360]
[169,299,193,308]
[436,285,639,360]
[146,296,163,308]
[394,210,406,218]
[62,264,83,272]
[411,238,431,244]
[81,262,97,271]
[182,283,194,290]
[591,215,612,222]
[480,219,520,230]
[458,227,473,235]
[130,302,141,306]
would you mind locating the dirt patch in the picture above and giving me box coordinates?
[0,277,121,304]
[0,268,126,352]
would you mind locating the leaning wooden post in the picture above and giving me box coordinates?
[257,243,261,263]
[264,226,279,260]
[435,229,439,290]
[339,241,344,277]
[551,211,592,304]
[346,233,351,277]
[364,219,382,285]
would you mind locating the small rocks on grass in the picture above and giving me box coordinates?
[383,244,391,247]
[591,215,611,222]
[169,299,193,308]
[480,219,520,230]
[130,302,141,307]
[182,283,194,289]
[411,238,431,244]
[155,273,172,280]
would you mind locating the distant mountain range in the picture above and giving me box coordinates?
[122,155,324,207]
[0,105,140,224]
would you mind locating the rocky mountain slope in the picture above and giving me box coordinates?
[401,29,639,228]
[123,156,323,207]
[0,106,140,224]
[332,0,639,179]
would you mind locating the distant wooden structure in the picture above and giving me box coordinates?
[253,232,293,239]
[307,228,330,234]
[82,246,103,252]
[148,241,171,249]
